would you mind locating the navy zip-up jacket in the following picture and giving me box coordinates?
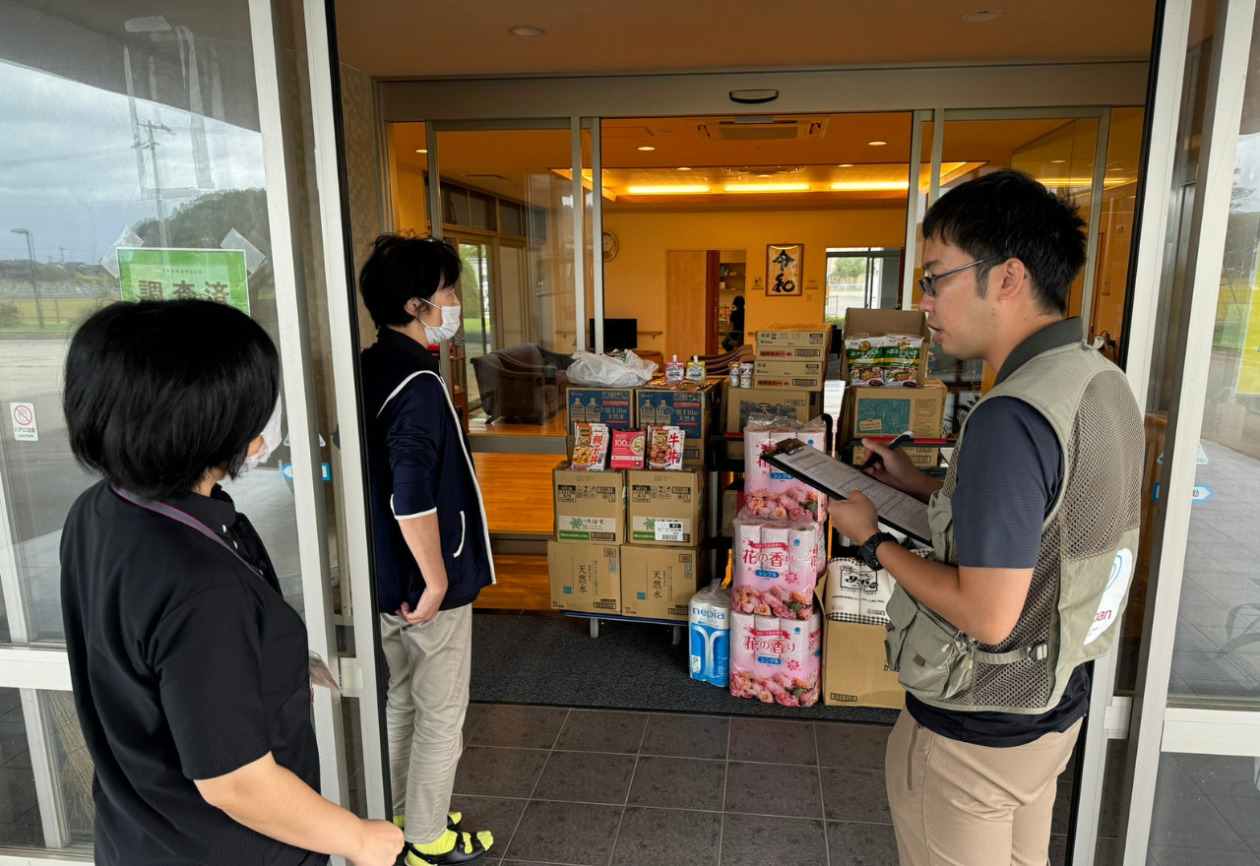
[360,329,495,614]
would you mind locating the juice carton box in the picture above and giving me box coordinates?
[731,516,825,620]
[729,610,822,707]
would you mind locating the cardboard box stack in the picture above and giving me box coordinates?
[838,309,946,470]
[724,322,829,461]
[635,378,721,468]
[723,382,821,460]
[547,384,709,622]
[818,568,904,709]
[549,386,633,614]
[752,324,832,389]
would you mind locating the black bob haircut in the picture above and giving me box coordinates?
[64,300,280,500]
[359,233,462,330]
[922,169,1086,315]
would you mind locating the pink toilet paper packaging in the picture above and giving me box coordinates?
[732,517,825,620]
[743,421,828,524]
[729,610,822,707]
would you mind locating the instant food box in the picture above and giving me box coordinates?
[553,463,626,543]
[755,324,833,360]
[626,469,704,546]
[752,359,827,389]
[839,309,932,384]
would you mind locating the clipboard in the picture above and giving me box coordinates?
[762,438,933,544]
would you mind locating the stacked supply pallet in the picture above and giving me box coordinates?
[547,385,711,623]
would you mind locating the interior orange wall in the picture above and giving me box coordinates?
[393,164,428,234]
[602,205,908,355]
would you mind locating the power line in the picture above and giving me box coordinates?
[0,145,136,168]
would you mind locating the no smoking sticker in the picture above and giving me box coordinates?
[10,402,37,441]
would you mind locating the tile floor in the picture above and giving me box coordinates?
[443,704,1070,866]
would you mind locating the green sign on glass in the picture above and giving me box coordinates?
[117,247,250,315]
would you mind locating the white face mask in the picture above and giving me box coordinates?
[244,397,283,471]
[420,297,462,343]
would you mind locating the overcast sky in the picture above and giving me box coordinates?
[0,59,267,265]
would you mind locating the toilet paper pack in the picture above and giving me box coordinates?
[825,552,927,625]
[729,610,822,707]
[732,516,825,620]
[743,421,828,524]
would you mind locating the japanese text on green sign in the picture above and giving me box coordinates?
[117,248,250,315]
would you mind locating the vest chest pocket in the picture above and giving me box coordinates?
[885,588,977,700]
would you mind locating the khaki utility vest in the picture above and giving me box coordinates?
[885,339,1144,714]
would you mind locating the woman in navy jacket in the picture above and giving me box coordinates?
[358,234,495,866]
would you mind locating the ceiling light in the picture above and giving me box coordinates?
[677,166,691,171]
[1040,178,1131,188]
[626,184,711,195]
[962,9,1003,22]
[830,181,911,192]
[867,141,887,147]
[838,163,854,168]
[638,146,656,152]
[1050,159,1067,164]
[508,25,546,36]
[724,183,811,193]
[414,148,427,154]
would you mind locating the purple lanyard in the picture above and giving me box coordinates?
[112,486,263,579]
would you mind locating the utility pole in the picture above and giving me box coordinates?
[136,119,172,247]
[10,228,44,329]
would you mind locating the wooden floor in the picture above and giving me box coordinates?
[471,452,558,535]
[473,554,551,611]
[471,452,557,610]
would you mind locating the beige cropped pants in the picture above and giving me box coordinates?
[885,709,1082,866]
[380,605,472,846]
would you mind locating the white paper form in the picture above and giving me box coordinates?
[762,439,933,544]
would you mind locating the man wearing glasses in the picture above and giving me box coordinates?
[830,170,1143,866]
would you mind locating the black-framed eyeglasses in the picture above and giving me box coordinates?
[918,256,1001,297]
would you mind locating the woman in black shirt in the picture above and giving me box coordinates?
[60,300,402,866]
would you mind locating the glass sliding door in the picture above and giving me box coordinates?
[922,111,1120,436]
[377,121,588,612]
[1118,0,1260,862]
[0,0,358,857]
[414,124,578,439]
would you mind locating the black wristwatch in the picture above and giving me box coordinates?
[859,532,898,570]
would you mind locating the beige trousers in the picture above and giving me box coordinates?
[885,709,1082,866]
[380,605,472,846]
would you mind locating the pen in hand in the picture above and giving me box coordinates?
[860,430,914,471]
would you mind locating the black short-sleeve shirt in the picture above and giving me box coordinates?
[60,481,326,866]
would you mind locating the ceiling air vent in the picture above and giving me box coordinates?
[696,116,829,142]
